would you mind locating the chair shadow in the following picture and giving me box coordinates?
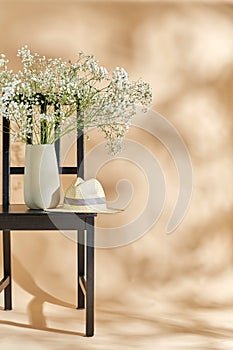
[0,255,85,337]
[0,320,84,337]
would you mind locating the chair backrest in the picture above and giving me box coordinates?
[2,97,84,210]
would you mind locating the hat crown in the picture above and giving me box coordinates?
[66,177,105,201]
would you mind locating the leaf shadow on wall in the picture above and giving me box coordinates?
[97,307,233,341]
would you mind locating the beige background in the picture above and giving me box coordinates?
[0,1,233,349]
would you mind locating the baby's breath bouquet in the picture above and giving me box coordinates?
[0,46,152,154]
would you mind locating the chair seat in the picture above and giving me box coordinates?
[0,204,96,231]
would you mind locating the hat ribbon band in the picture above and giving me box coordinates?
[64,197,106,206]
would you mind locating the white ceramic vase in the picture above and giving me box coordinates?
[24,144,60,209]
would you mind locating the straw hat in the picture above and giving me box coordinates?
[45,177,122,213]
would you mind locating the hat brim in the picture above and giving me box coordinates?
[45,203,123,214]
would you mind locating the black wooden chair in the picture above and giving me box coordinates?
[0,103,96,337]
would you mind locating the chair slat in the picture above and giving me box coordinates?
[10,166,78,175]
[40,97,47,144]
[77,129,84,178]
[2,117,10,210]
[77,106,84,178]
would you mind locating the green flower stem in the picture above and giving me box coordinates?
[26,114,33,144]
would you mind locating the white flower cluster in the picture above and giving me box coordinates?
[0,46,152,153]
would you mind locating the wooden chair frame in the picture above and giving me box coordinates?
[0,100,96,337]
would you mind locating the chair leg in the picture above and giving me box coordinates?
[77,229,85,309]
[86,217,95,337]
[3,230,12,310]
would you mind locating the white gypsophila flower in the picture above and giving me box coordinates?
[0,46,152,153]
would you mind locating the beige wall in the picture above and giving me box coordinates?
[0,1,233,349]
